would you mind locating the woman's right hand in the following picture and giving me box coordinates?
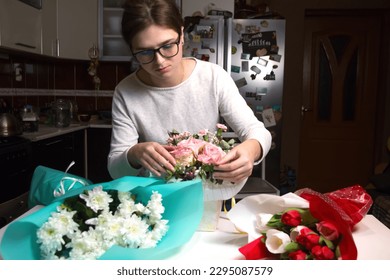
[127,142,176,176]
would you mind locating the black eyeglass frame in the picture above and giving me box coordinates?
[131,38,181,64]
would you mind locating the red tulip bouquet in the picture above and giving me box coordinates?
[227,185,373,260]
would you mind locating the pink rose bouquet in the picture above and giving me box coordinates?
[165,124,235,184]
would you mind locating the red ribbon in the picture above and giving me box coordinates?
[238,236,271,260]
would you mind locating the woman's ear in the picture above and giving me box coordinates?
[180,26,184,44]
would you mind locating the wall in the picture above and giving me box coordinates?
[181,0,235,17]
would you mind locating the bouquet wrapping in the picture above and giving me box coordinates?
[0,167,204,260]
[227,185,373,260]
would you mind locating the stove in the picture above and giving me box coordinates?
[0,136,33,227]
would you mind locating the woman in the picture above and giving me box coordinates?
[108,0,272,187]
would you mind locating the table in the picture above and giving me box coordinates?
[1,208,390,260]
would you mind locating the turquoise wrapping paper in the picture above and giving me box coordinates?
[28,165,93,208]
[1,176,204,260]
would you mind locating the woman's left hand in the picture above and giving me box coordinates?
[212,139,262,183]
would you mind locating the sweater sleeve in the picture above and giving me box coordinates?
[215,65,272,164]
[107,82,142,179]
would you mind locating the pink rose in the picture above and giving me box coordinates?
[296,227,320,250]
[288,250,307,260]
[169,147,194,167]
[281,210,302,227]
[316,221,339,241]
[311,245,335,260]
[197,142,226,165]
[177,138,205,155]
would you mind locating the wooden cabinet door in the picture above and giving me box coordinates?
[0,0,42,54]
[41,0,98,59]
[87,128,112,183]
[57,0,98,60]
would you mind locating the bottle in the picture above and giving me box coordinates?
[21,105,39,132]
[53,99,71,128]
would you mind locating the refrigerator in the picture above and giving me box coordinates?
[183,16,286,187]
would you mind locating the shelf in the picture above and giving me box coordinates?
[99,0,130,61]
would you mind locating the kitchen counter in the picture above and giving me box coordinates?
[22,121,111,142]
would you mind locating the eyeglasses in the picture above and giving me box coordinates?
[132,40,181,64]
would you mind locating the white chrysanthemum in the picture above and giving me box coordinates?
[117,198,136,216]
[120,214,149,248]
[37,222,65,257]
[67,230,107,260]
[265,229,291,254]
[147,191,165,223]
[140,232,158,248]
[79,185,113,213]
[49,208,79,235]
[117,191,132,202]
[151,219,169,240]
[95,212,122,243]
[133,202,149,215]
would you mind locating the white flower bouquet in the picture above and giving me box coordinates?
[0,175,204,260]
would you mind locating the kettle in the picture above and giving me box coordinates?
[0,113,23,137]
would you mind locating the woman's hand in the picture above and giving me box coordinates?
[212,139,262,183]
[127,142,176,176]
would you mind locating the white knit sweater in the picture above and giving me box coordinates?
[108,58,272,179]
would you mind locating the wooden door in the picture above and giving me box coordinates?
[298,12,381,193]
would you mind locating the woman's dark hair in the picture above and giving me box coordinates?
[121,0,183,50]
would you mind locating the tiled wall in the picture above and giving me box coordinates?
[0,48,134,114]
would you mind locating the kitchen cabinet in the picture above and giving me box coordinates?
[32,130,85,178]
[98,0,131,60]
[86,127,112,183]
[42,0,98,60]
[0,0,42,54]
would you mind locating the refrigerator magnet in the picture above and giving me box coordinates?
[250,65,261,80]
[257,58,268,67]
[262,108,277,127]
[241,61,249,72]
[269,54,282,62]
[231,65,241,73]
[264,70,276,81]
[235,77,247,88]
[241,53,251,60]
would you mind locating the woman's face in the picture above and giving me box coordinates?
[131,25,183,86]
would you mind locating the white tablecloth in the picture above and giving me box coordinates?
[1,208,390,260]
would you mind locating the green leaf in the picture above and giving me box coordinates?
[320,236,335,250]
[284,242,300,253]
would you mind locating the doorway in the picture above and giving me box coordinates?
[298,11,383,193]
